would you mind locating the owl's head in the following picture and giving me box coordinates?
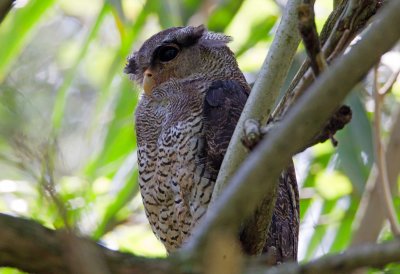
[124,25,241,95]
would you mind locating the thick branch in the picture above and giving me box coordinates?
[184,0,400,258]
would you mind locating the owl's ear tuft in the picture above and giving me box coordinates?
[124,54,138,75]
[199,31,232,48]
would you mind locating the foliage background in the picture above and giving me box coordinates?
[0,0,399,273]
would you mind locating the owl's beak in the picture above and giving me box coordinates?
[143,69,155,95]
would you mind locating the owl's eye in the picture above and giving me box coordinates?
[158,45,179,62]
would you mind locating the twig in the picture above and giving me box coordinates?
[279,0,349,108]
[183,0,400,259]
[274,0,381,118]
[253,239,400,274]
[373,65,400,236]
[379,68,400,95]
[40,142,72,232]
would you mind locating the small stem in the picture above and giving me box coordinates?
[373,65,400,236]
[379,69,400,95]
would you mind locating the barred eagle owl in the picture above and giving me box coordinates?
[125,25,299,262]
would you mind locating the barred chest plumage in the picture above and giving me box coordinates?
[135,79,215,252]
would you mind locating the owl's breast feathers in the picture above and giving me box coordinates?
[136,77,299,262]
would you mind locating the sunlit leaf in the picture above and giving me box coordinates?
[92,157,138,240]
[300,145,333,220]
[315,171,353,200]
[85,78,138,179]
[304,199,337,259]
[329,198,358,252]
[0,267,28,274]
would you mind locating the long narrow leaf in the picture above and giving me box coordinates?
[51,3,110,132]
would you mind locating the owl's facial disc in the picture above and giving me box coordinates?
[143,68,155,95]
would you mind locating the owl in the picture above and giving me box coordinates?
[125,25,299,262]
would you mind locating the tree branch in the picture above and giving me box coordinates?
[183,0,400,259]
[1,213,400,274]
[210,0,303,203]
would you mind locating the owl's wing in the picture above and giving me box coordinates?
[202,79,249,179]
[203,79,299,263]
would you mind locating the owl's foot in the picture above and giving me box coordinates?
[241,105,352,151]
[241,118,280,150]
[242,119,262,150]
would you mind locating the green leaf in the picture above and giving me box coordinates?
[180,0,203,25]
[315,170,353,200]
[107,0,127,24]
[207,0,246,32]
[155,0,183,28]
[51,3,109,132]
[92,157,138,240]
[90,0,155,131]
[336,91,374,195]
[300,143,333,220]
[85,78,138,179]
[0,0,56,82]
[329,197,358,252]
[236,15,277,57]
[304,199,337,259]
[0,267,28,274]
